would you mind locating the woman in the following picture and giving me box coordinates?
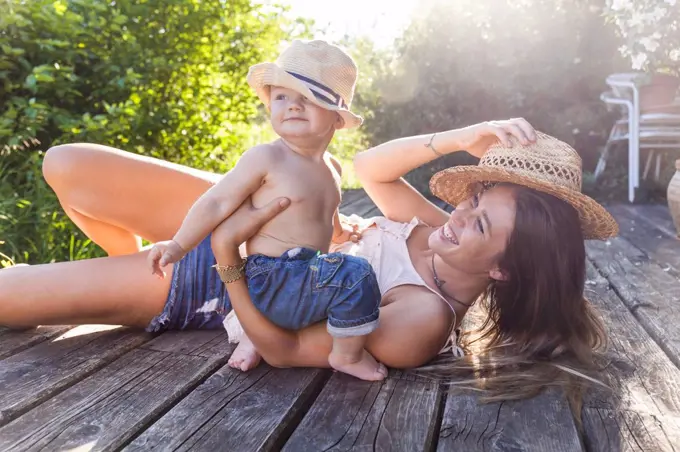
[0,118,616,399]
[208,120,618,400]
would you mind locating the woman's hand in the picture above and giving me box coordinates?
[446,118,537,159]
[211,196,291,258]
[210,195,310,369]
[332,222,362,244]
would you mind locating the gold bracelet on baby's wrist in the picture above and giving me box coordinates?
[212,258,247,284]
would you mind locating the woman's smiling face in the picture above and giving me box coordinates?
[429,184,516,278]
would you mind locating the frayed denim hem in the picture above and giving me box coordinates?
[145,260,182,333]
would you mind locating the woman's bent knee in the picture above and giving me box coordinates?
[43,144,82,189]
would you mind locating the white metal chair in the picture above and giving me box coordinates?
[595,73,680,202]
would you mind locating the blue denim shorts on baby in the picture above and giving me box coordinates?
[146,235,381,338]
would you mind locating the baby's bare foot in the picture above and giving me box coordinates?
[328,349,388,381]
[228,336,262,372]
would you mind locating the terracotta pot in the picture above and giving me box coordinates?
[640,73,680,112]
[668,159,680,237]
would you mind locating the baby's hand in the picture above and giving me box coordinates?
[147,240,187,279]
[332,223,361,244]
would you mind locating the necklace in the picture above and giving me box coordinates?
[431,254,474,308]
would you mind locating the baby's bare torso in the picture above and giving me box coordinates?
[246,144,341,257]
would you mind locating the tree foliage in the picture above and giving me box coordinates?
[605,0,680,74]
[348,0,628,191]
[0,0,308,264]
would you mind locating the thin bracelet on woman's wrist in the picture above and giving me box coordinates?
[425,133,445,157]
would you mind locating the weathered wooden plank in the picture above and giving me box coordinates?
[340,189,368,210]
[438,388,583,451]
[341,190,452,219]
[140,328,224,356]
[340,189,378,217]
[623,204,678,239]
[580,261,680,451]
[344,197,377,217]
[364,205,382,217]
[0,325,150,427]
[583,408,674,452]
[124,365,328,451]
[283,371,443,451]
[0,330,231,452]
[608,205,680,278]
[0,325,73,360]
[586,236,680,369]
[430,196,454,213]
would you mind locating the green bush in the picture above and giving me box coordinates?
[0,0,309,265]
[0,143,101,266]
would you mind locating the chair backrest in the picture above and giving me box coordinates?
[606,73,639,100]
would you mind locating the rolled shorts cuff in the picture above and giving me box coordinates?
[326,311,380,338]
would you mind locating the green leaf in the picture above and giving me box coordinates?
[53,1,68,15]
[24,74,37,90]
[113,14,128,25]
[34,72,55,83]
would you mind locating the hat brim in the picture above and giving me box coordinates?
[246,62,363,129]
[429,166,619,240]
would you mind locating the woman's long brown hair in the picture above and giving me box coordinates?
[419,184,607,414]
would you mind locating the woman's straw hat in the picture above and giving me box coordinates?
[429,131,619,240]
[247,40,363,129]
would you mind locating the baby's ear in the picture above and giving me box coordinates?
[335,113,344,129]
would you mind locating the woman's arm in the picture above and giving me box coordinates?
[219,241,452,369]
[210,198,311,368]
[353,119,536,226]
[366,290,455,368]
[223,275,453,369]
[209,197,453,369]
[277,290,453,369]
[214,245,312,368]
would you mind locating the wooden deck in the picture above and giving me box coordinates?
[1,191,680,451]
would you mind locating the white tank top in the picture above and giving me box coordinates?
[224,214,462,357]
[330,215,449,302]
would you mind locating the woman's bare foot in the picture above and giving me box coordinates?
[228,335,262,372]
[328,349,388,381]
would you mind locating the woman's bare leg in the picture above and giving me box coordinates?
[43,143,221,256]
[62,205,142,256]
[0,145,224,328]
[0,251,171,328]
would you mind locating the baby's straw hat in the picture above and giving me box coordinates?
[429,131,619,240]
[247,40,363,129]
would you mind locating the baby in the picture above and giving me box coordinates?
[148,40,386,381]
